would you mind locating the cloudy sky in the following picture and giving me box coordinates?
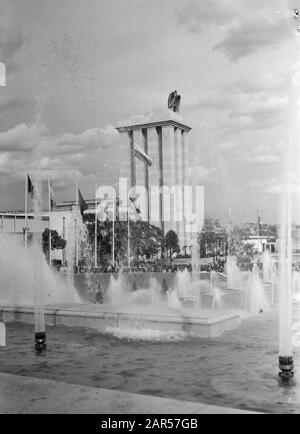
[0,0,298,223]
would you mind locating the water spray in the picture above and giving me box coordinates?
[33,175,47,352]
[278,4,299,380]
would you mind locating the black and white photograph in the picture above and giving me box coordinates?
[0,0,300,417]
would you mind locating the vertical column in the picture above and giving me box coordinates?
[148,127,161,229]
[143,129,150,221]
[134,129,145,188]
[129,130,136,188]
[158,127,164,233]
[162,125,176,235]
[181,130,186,246]
[182,130,190,247]
[174,128,179,240]
[133,129,148,220]
[119,130,132,188]
[175,128,184,247]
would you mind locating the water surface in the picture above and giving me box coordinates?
[0,306,299,414]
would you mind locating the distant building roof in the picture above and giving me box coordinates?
[54,199,95,211]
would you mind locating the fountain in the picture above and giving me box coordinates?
[277,3,299,379]
[106,274,128,305]
[174,268,201,306]
[0,234,81,307]
[226,256,242,290]
[0,174,275,342]
[31,175,47,351]
[262,250,273,283]
[278,179,294,379]
[246,266,269,315]
[0,199,277,340]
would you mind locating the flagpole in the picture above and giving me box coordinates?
[62,216,66,266]
[25,173,28,248]
[75,177,79,208]
[48,177,52,266]
[75,177,79,268]
[94,184,98,268]
[127,195,130,269]
[112,199,115,268]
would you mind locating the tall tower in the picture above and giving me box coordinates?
[116,96,192,247]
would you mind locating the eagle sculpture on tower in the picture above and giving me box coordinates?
[168,90,181,113]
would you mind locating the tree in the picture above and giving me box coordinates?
[198,226,228,258]
[84,213,165,266]
[225,225,248,257]
[42,228,66,259]
[199,230,219,257]
[165,230,180,260]
[84,214,124,266]
[130,221,165,259]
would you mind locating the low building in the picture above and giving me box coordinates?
[242,235,276,253]
[0,205,84,266]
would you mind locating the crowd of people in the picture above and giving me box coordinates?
[75,258,226,274]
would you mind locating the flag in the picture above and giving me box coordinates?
[78,188,88,216]
[27,175,34,199]
[115,197,121,220]
[129,196,141,221]
[49,180,56,210]
[134,143,152,167]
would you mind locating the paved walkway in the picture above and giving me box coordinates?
[0,373,258,414]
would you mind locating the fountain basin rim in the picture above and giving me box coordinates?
[0,304,242,338]
[0,304,240,325]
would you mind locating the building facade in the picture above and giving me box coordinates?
[0,208,80,265]
[116,110,195,247]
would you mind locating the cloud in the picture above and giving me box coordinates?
[225,91,289,131]
[250,177,282,194]
[0,96,32,116]
[0,29,24,60]
[0,1,25,69]
[233,144,281,167]
[0,122,126,190]
[53,126,119,155]
[217,141,237,151]
[177,0,235,33]
[229,93,288,118]
[178,0,289,62]
[0,123,47,153]
[189,165,216,182]
[191,86,289,135]
[214,17,288,62]
[245,154,280,166]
